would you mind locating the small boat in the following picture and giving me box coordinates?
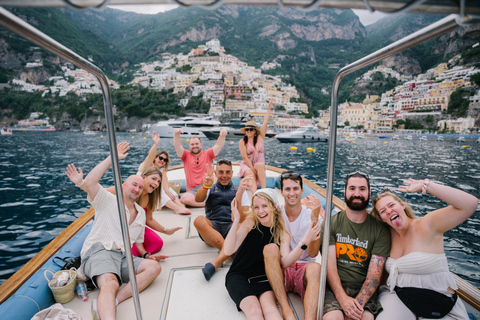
[1,128,12,135]
[404,135,413,140]
[149,116,221,138]
[378,135,390,139]
[0,164,345,320]
[83,130,97,135]
[391,135,399,140]
[275,126,328,143]
[476,138,480,143]
[456,136,466,143]
[436,136,444,141]
[419,136,428,141]
[201,127,245,140]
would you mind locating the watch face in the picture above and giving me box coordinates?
[301,244,308,250]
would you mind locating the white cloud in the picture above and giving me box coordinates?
[109,5,178,15]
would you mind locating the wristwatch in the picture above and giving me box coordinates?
[143,252,151,258]
[299,241,308,250]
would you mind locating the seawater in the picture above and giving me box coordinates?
[0,132,479,287]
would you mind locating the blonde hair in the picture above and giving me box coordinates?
[370,190,416,223]
[250,192,286,246]
[139,166,162,212]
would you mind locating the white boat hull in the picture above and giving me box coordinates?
[149,125,209,138]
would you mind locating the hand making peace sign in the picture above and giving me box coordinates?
[203,163,214,187]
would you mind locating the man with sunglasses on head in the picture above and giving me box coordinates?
[263,170,325,320]
[321,172,390,320]
[173,128,228,207]
[194,159,251,281]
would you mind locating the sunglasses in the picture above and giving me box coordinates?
[245,128,256,132]
[157,156,168,162]
[281,172,301,179]
[346,171,369,180]
[218,159,232,165]
[196,156,199,165]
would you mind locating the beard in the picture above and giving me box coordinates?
[345,195,370,211]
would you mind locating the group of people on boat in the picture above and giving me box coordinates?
[65,99,478,320]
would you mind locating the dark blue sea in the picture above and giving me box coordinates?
[0,131,479,287]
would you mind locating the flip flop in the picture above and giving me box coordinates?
[202,262,216,281]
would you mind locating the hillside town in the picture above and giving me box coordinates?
[10,39,480,133]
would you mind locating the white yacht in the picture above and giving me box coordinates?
[419,135,428,141]
[276,126,328,143]
[436,135,444,141]
[149,116,221,138]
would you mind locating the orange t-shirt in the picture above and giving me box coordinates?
[181,148,216,190]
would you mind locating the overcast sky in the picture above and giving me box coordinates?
[109,5,387,26]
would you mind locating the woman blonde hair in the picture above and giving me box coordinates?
[139,166,162,212]
[370,189,416,222]
[250,192,286,246]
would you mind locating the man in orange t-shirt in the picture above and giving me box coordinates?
[173,128,227,207]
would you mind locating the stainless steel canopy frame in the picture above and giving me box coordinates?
[0,7,145,320]
[317,13,476,320]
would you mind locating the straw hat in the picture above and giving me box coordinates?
[240,121,260,134]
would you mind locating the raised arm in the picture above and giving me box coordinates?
[223,199,253,256]
[280,220,321,268]
[399,178,479,233]
[236,176,253,221]
[195,164,214,203]
[138,131,160,173]
[84,142,130,200]
[212,129,227,156]
[259,99,274,138]
[302,195,324,257]
[65,164,87,192]
[173,128,185,158]
[355,255,386,313]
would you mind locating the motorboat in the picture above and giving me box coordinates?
[275,126,328,143]
[456,136,466,143]
[391,135,400,140]
[419,136,428,141]
[436,135,444,141]
[0,164,345,320]
[83,130,97,135]
[149,116,221,138]
[201,127,245,140]
[404,135,413,140]
[378,135,390,139]
[476,138,480,143]
[1,128,12,135]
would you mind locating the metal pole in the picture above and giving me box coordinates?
[317,14,467,319]
[0,7,143,320]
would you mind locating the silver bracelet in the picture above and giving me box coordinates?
[75,179,84,188]
[164,227,167,232]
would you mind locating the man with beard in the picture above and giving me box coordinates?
[321,172,390,320]
[173,128,227,207]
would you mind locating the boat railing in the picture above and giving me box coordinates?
[0,7,145,320]
[319,13,477,320]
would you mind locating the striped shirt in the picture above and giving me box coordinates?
[80,186,146,257]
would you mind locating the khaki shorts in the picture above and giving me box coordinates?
[323,282,383,317]
[82,244,143,287]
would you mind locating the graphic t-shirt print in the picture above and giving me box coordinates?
[335,233,369,265]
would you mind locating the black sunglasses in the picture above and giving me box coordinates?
[245,128,256,132]
[218,159,232,165]
[346,171,369,180]
[281,172,301,179]
[158,156,168,162]
[196,156,199,165]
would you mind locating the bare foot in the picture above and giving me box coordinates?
[175,208,191,215]
[151,253,169,261]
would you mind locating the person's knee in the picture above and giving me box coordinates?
[141,259,162,277]
[361,311,374,320]
[305,262,321,281]
[193,216,207,229]
[254,162,265,171]
[97,273,120,292]
[322,310,343,320]
[263,243,280,260]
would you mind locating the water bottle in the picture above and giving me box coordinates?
[76,281,88,301]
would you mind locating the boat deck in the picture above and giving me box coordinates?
[63,167,308,320]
